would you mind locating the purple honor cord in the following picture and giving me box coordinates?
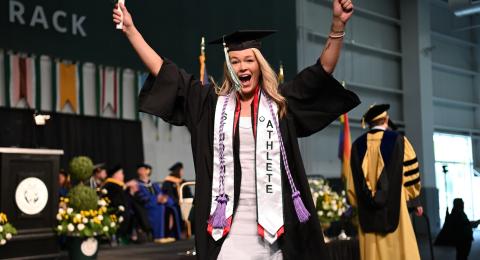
[209,93,231,228]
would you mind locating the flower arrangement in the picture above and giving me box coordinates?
[0,212,17,246]
[55,156,123,238]
[308,178,348,224]
[55,196,123,238]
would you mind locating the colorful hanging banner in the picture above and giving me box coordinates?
[102,66,118,115]
[34,55,42,111]
[8,54,36,108]
[56,61,79,113]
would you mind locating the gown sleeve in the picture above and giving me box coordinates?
[402,137,421,204]
[280,60,360,137]
[138,58,215,130]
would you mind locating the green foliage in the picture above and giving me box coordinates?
[69,156,94,182]
[68,184,99,211]
[1,223,17,235]
[0,214,17,245]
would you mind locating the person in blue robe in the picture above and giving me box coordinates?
[135,163,181,243]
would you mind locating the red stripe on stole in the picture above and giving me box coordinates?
[257,224,265,238]
[276,226,285,237]
[207,223,213,236]
[252,86,260,137]
[222,216,233,236]
[207,216,233,237]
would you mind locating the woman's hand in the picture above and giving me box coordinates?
[113,2,135,35]
[112,2,163,74]
[332,0,354,30]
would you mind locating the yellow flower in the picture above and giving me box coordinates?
[0,213,8,224]
[91,215,102,224]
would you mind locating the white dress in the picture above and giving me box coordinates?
[217,117,283,260]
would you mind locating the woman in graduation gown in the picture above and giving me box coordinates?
[113,0,358,259]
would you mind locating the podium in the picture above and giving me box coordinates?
[0,148,63,259]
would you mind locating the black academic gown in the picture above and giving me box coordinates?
[103,180,131,236]
[139,58,360,260]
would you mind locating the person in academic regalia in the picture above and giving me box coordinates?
[162,162,193,203]
[113,0,359,258]
[102,165,134,242]
[162,162,194,236]
[135,163,182,243]
[346,104,423,260]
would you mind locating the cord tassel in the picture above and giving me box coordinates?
[292,191,310,223]
[209,194,229,228]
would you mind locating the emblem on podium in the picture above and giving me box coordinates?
[15,177,49,215]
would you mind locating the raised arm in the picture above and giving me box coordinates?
[113,3,163,75]
[320,0,354,74]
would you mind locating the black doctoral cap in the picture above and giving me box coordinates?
[107,164,123,178]
[137,163,152,170]
[168,162,183,172]
[362,104,390,128]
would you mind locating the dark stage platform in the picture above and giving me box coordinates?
[56,239,196,260]
[98,240,196,260]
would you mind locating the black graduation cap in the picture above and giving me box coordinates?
[362,104,390,128]
[107,164,123,178]
[137,163,152,170]
[209,30,276,51]
[168,162,183,172]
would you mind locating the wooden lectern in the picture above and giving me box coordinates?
[0,148,63,259]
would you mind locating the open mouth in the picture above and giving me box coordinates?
[238,75,252,85]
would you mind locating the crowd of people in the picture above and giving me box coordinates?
[58,161,193,245]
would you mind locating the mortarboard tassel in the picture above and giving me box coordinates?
[223,38,242,92]
[278,61,285,84]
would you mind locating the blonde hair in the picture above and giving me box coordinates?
[217,48,287,117]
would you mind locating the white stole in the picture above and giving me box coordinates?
[256,91,284,244]
[210,93,236,241]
